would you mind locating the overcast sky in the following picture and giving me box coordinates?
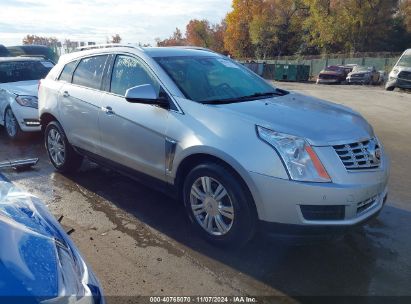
[0,0,232,46]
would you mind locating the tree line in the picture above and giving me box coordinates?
[156,0,411,58]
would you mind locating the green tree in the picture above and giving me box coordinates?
[185,19,227,53]
[303,0,400,53]
[224,0,262,58]
[249,0,306,58]
[186,19,213,48]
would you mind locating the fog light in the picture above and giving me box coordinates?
[24,119,41,126]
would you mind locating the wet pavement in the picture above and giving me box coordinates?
[0,84,410,302]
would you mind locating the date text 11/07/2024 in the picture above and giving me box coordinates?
[149,296,257,303]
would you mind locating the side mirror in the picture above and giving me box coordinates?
[125,84,169,108]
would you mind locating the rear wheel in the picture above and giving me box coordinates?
[183,162,257,247]
[45,121,83,173]
[4,107,24,140]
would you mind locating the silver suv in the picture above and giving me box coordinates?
[39,45,389,246]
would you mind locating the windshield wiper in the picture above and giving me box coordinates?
[202,89,287,105]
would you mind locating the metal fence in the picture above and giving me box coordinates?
[242,55,400,80]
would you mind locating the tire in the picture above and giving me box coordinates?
[385,86,395,91]
[183,162,257,248]
[45,121,83,173]
[4,107,24,140]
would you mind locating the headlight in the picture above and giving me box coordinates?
[15,95,38,108]
[392,69,399,75]
[257,126,331,183]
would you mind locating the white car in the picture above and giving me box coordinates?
[0,57,54,139]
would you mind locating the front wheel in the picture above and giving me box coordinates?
[385,86,395,91]
[183,163,257,247]
[45,121,83,173]
[4,107,24,140]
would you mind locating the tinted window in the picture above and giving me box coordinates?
[0,60,54,83]
[110,55,160,96]
[72,55,108,90]
[58,61,77,82]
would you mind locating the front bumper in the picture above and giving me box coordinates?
[250,171,388,226]
[10,103,41,132]
[347,77,369,84]
[386,77,411,89]
[316,78,340,84]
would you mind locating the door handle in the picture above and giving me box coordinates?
[101,106,115,115]
[62,91,70,98]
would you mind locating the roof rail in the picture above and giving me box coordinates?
[18,54,47,59]
[170,46,216,53]
[76,43,143,52]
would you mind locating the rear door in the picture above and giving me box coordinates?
[97,54,169,181]
[58,55,109,154]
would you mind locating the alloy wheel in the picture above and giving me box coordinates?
[5,108,17,137]
[47,128,66,166]
[190,176,234,236]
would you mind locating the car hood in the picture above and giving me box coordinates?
[395,66,411,72]
[319,70,343,76]
[0,178,102,303]
[215,92,374,146]
[0,80,39,97]
[348,71,369,76]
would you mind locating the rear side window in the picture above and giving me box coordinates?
[110,55,160,96]
[58,61,77,82]
[72,55,108,90]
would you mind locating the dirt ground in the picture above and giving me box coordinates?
[0,83,410,303]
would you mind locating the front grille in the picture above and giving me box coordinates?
[333,139,381,170]
[300,205,345,221]
[398,71,411,80]
[357,196,377,215]
[350,73,364,78]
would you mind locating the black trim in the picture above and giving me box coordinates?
[259,209,381,238]
[74,147,178,199]
[165,138,177,173]
[101,54,115,92]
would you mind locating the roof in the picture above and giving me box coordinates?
[0,56,46,62]
[60,45,219,64]
[142,47,218,58]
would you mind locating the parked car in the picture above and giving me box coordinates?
[316,65,347,84]
[39,45,389,247]
[386,49,411,91]
[6,45,59,64]
[0,175,104,303]
[0,57,54,139]
[0,44,10,57]
[346,65,380,85]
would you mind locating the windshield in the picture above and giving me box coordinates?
[353,66,371,72]
[397,55,411,67]
[154,56,277,103]
[0,60,54,83]
[325,66,343,72]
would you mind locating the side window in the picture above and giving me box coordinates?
[110,55,160,96]
[58,61,77,83]
[72,55,108,90]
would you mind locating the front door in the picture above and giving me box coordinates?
[98,55,169,181]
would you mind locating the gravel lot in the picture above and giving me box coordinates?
[0,83,410,303]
